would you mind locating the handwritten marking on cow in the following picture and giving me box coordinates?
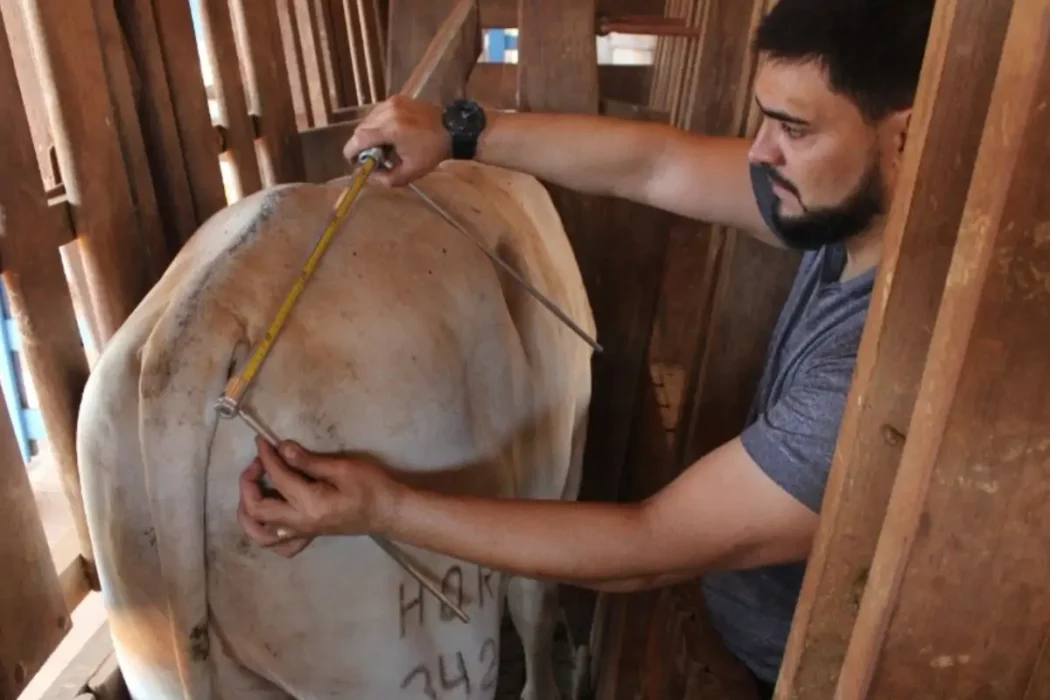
[400,664,438,699]
[479,637,498,691]
[439,651,471,694]
[400,581,426,639]
[478,565,496,609]
[440,566,465,622]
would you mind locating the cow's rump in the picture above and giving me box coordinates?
[76,161,594,699]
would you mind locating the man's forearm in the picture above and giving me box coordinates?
[474,110,674,202]
[378,485,672,587]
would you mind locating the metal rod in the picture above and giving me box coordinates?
[232,404,471,623]
[407,183,604,354]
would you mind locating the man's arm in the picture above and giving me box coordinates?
[342,97,781,247]
[238,436,818,592]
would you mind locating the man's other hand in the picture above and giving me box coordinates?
[237,437,401,557]
[342,96,449,187]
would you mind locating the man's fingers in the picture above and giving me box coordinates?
[256,437,320,503]
[237,500,283,547]
[276,440,341,481]
[241,454,307,528]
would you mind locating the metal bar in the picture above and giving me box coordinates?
[407,182,603,353]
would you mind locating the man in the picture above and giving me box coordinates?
[237,0,934,695]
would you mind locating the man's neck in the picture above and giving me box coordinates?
[841,223,884,282]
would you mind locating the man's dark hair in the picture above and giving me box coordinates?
[753,0,935,121]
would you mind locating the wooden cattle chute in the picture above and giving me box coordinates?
[2,1,1049,700]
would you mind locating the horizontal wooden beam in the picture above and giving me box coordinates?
[479,0,662,28]
[467,62,651,110]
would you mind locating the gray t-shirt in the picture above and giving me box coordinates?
[700,165,876,682]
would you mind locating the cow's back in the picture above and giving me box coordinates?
[77,161,594,699]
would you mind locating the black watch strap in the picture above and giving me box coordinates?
[443,99,486,160]
[450,133,478,160]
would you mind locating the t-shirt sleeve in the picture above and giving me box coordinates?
[740,356,855,512]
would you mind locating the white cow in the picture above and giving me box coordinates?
[76,160,595,700]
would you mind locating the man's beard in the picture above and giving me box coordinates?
[760,160,886,251]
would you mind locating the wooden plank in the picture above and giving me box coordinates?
[300,120,359,182]
[480,0,664,28]
[93,0,170,281]
[397,0,479,104]
[111,0,200,259]
[835,3,1050,696]
[466,62,652,110]
[518,0,675,658]
[357,0,386,100]
[18,0,156,344]
[327,0,365,105]
[292,0,334,125]
[199,0,264,200]
[151,0,228,239]
[231,0,307,185]
[387,0,478,103]
[774,1,1019,697]
[339,0,369,104]
[275,0,314,129]
[301,0,480,182]
[0,0,57,188]
[316,0,346,109]
[0,6,96,595]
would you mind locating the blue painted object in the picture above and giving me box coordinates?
[0,283,39,463]
[485,29,517,63]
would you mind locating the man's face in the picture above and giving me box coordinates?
[748,58,909,249]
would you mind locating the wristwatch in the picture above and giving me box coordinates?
[442,99,486,160]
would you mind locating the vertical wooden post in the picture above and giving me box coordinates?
[232,0,307,185]
[275,0,314,129]
[518,0,676,665]
[93,0,171,282]
[199,0,264,200]
[0,401,69,699]
[292,0,334,125]
[835,2,1050,696]
[774,1,1018,697]
[19,0,155,343]
[111,0,203,258]
[150,0,229,234]
[0,7,95,584]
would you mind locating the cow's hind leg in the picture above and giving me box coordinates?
[508,576,562,700]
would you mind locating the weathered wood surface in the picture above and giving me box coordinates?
[199,0,264,200]
[150,0,228,238]
[0,7,95,588]
[301,0,479,183]
[835,3,1050,697]
[94,0,171,284]
[0,399,69,699]
[466,63,652,111]
[293,0,335,126]
[387,0,479,104]
[0,0,56,188]
[232,0,306,185]
[480,0,662,28]
[276,0,313,129]
[19,0,160,341]
[112,0,201,260]
[774,1,1018,696]
[517,0,678,664]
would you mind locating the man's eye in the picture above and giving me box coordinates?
[780,122,805,139]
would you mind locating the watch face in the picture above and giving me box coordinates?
[444,100,485,136]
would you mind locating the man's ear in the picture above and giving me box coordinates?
[887,107,913,156]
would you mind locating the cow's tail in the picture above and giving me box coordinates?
[137,281,246,700]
